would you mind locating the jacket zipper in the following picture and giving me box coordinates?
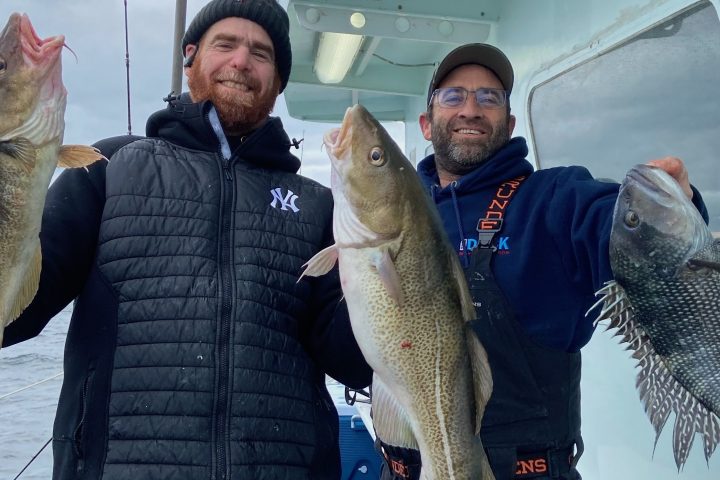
[223,158,233,181]
[73,367,94,472]
[210,106,235,479]
[213,154,234,480]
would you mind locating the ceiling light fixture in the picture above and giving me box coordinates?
[314,32,364,84]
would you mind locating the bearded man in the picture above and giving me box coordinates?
[3,1,372,479]
[374,43,705,480]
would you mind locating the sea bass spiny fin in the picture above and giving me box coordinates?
[298,244,338,282]
[372,248,404,307]
[57,145,106,168]
[371,375,418,450]
[594,280,720,470]
[7,246,41,325]
[466,326,493,435]
[0,137,36,173]
[703,413,720,463]
[588,281,633,328]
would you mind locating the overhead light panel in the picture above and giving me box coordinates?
[314,32,364,84]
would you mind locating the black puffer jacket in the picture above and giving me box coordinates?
[4,95,372,480]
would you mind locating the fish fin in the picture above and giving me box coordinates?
[373,249,404,307]
[7,246,41,325]
[57,145,106,168]
[466,326,493,435]
[449,246,493,435]
[0,137,36,172]
[702,412,720,465]
[449,252,476,322]
[589,280,634,329]
[371,375,418,449]
[596,279,720,470]
[298,244,338,282]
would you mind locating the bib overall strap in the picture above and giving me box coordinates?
[476,175,526,249]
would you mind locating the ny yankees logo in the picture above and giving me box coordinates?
[270,188,300,213]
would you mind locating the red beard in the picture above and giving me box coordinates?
[187,53,279,135]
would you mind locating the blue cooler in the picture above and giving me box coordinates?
[336,403,382,479]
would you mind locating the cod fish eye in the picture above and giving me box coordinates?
[0,58,6,72]
[624,210,640,228]
[369,147,385,166]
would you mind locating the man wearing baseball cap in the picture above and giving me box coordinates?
[4,1,371,479]
[374,43,705,480]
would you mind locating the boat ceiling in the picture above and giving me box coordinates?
[285,0,702,123]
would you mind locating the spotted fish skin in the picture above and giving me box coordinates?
[302,104,494,480]
[593,164,720,469]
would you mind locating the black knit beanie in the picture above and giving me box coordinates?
[182,0,292,92]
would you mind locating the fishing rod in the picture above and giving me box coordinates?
[171,0,188,97]
[12,439,52,480]
[123,0,132,135]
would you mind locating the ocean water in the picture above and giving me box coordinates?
[0,309,70,480]
[2,309,718,480]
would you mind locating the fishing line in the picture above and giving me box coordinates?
[301,129,305,162]
[12,437,52,480]
[0,371,63,400]
[124,0,132,135]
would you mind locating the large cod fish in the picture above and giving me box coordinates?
[593,164,720,469]
[0,13,103,346]
[302,104,494,479]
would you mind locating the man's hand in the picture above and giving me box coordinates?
[646,156,693,200]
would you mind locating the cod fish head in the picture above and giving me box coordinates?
[0,13,66,143]
[324,104,418,245]
[611,164,711,278]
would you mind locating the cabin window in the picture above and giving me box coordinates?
[530,1,720,230]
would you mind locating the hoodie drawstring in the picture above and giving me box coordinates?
[431,182,469,267]
[208,107,232,161]
[430,184,439,204]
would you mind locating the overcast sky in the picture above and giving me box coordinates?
[2,0,403,186]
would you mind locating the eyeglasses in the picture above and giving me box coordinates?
[430,87,508,109]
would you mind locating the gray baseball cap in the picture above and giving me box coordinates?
[427,43,514,105]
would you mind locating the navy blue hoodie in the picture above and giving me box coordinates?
[417,137,708,352]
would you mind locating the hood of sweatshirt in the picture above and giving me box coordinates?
[416,137,534,197]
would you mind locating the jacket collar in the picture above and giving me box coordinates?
[145,93,301,173]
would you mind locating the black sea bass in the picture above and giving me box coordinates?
[0,13,103,345]
[593,164,720,469]
[302,104,494,479]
